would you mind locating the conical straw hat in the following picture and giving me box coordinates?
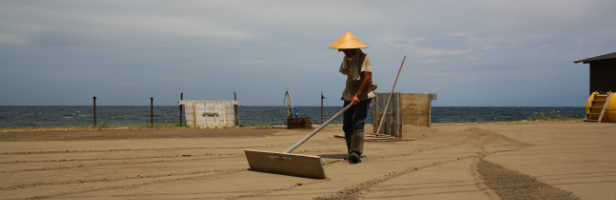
[328,32,368,49]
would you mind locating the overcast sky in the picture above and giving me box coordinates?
[1,0,615,106]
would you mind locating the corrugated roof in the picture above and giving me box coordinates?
[574,52,616,64]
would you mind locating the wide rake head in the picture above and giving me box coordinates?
[244,149,326,179]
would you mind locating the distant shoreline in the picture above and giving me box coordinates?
[0,118,583,132]
[0,106,585,129]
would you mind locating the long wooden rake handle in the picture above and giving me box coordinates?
[285,103,354,153]
[375,56,406,135]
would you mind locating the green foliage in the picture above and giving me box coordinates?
[0,123,188,131]
[126,123,184,128]
[255,124,274,129]
[237,123,276,129]
[527,111,569,121]
[98,123,110,128]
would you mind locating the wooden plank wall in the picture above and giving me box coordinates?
[180,100,237,128]
[372,93,436,137]
[399,93,432,127]
[371,93,400,135]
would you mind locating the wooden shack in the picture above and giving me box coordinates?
[372,93,437,137]
[179,100,238,128]
[574,52,616,94]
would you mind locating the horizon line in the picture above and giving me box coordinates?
[0,104,585,107]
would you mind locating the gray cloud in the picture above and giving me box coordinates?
[1,0,615,106]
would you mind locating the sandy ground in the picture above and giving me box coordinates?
[1,121,615,200]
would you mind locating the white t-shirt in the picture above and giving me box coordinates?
[339,53,375,101]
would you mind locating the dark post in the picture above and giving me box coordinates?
[150,96,154,128]
[93,96,97,127]
[320,91,324,124]
[178,91,184,127]
[234,91,239,127]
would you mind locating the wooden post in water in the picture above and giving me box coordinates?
[321,91,324,124]
[234,91,239,127]
[92,96,97,127]
[150,97,154,128]
[178,91,184,127]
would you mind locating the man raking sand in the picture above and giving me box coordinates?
[243,32,376,178]
[330,32,377,164]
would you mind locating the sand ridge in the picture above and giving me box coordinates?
[0,121,614,199]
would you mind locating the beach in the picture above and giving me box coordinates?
[1,120,615,199]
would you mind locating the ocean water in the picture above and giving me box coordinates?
[0,106,585,128]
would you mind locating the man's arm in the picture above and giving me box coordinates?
[351,71,372,105]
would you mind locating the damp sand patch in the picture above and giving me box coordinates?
[478,159,578,200]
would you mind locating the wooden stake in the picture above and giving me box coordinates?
[179,91,184,127]
[321,91,324,124]
[92,96,97,127]
[234,91,239,127]
[376,56,407,136]
[150,97,154,128]
[285,88,293,119]
[192,103,197,128]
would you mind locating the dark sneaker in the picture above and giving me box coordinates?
[349,152,361,164]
